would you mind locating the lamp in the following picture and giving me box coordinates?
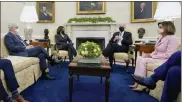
[154,2,181,21]
[20,6,38,41]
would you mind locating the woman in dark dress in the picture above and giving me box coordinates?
[55,26,77,61]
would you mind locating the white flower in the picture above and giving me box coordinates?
[83,44,86,46]
[85,48,87,50]
[85,51,88,55]
[97,48,100,51]
[93,49,97,52]
[81,51,85,55]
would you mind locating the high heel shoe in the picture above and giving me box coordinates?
[132,87,150,93]
[129,84,137,88]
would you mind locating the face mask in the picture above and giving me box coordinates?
[119,27,124,32]
[157,28,164,34]
[61,31,65,34]
[15,29,20,34]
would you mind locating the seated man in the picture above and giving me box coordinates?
[0,59,28,102]
[103,24,133,68]
[132,50,181,102]
[4,24,55,80]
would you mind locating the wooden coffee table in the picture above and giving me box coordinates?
[68,55,111,102]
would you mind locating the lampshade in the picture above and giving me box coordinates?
[20,6,38,22]
[154,2,181,21]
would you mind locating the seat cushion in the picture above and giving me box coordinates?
[114,53,129,61]
[1,56,39,73]
[147,62,163,72]
[58,50,68,57]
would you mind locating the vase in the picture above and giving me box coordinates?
[78,56,100,66]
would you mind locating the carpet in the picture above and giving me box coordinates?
[21,62,158,102]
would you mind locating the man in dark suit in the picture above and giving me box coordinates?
[4,24,55,80]
[39,6,52,20]
[134,2,152,19]
[0,59,29,102]
[103,24,133,68]
[55,26,77,62]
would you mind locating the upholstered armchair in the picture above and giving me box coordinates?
[113,28,136,70]
[49,27,69,61]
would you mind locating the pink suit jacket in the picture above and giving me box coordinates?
[150,35,178,60]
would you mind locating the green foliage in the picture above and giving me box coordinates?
[67,17,115,23]
[77,41,102,58]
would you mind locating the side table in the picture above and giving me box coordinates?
[30,40,50,53]
[134,44,155,65]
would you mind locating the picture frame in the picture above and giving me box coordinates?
[76,1,106,15]
[131,1,157,23]
[36,1,55,23]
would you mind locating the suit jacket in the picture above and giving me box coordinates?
[134,8,152,19]
[4,32,28,56]
[55,34,72,50]
[150,35,178,60]
[39,12,52,20]
[109,31,133,52]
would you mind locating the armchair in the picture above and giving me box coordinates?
[49,27,69,61]
[113,28,136,71]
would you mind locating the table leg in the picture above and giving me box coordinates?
[100,77,102,83]
[105,75,110,102]
[135,48,137,65]
[69,72,73,102]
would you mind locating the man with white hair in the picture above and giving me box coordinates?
[103,24,133,68]
[4,23,55,80]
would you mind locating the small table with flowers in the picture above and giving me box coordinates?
[68,55,111,102]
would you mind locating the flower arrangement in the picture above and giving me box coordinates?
[77,41,102,58]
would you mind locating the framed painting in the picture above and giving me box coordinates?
[131,1,157,23]
[36,1,55,23]
[76,1,106,15]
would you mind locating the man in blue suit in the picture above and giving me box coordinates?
[4,24,55,80]
[132,50,181,102]
[0,59,28,102]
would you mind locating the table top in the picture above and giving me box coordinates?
[68,55,111,70]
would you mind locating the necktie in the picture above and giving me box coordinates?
[15,35,26,46]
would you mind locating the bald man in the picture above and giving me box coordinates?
[103,24,133,68]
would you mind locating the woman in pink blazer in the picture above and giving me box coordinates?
[129,21,179,91]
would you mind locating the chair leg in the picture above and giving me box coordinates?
[113,58,116,65]
[64,56,66,62]
[125,60,129,72]
[131,58,134,67]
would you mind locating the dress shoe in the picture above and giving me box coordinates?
[43,73,56,80]
[132,74,156,90]
[42,72,55,80]
[16,96,29,102]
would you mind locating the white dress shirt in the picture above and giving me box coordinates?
[117,31,124,46]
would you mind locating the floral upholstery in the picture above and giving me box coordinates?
[0,34,42,101]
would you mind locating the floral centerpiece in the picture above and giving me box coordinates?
[77,41,102,58]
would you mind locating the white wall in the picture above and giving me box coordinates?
[1,2,181,40]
